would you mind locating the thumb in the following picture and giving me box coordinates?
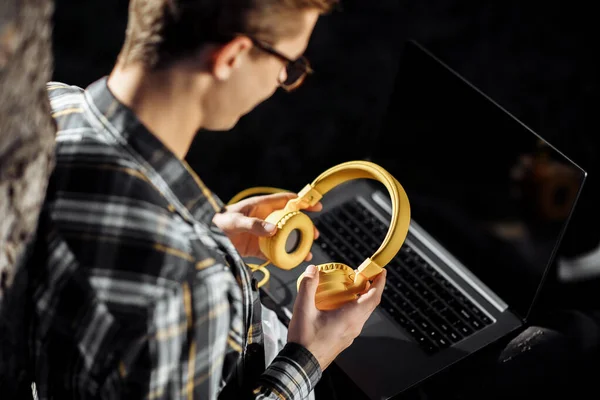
[245,217,277,237]
[214,213,277,236]
[294,265,320,314]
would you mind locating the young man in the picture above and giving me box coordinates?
[17,0,386,399]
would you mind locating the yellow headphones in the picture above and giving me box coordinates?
[227,160,411,310]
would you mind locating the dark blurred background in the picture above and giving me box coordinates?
[51,0,600,309]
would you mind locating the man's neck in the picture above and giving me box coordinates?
[107,63,204,160]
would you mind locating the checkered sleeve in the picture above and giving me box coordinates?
[253,343,322,400]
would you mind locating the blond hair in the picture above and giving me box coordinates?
[118,0,338,69]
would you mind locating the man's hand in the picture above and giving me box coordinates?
[287,265,387,370]
[213,192,322,259]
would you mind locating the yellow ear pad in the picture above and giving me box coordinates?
[258,209,315,270]
[297,263,366,311]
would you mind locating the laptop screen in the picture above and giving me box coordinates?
[369,40,586,319]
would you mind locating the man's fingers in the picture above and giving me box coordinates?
[354,269,387,308]
[305,202,323,212]
[233,192,323,213]
[238,192,295,210]
[293,265,320,315]
[213,213,277,236]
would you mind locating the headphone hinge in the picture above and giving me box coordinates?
[285,184,322,212]
[355,258,383,283]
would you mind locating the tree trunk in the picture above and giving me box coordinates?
[0,0,55,300]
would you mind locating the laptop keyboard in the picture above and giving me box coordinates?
[314,198,493,355]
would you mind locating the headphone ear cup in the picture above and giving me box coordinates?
[296,263,360,310]
[259,210,314,270]
[315,263,360,310]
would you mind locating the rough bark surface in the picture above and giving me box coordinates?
[0,0,55,300]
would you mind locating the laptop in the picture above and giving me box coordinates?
[263,40,587,399]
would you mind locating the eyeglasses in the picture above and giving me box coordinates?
[249,37,314,92]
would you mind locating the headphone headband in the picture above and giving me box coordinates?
[294,160,411,278]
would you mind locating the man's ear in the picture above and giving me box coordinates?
[211,36,253,81]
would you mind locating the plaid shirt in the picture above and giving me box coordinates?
[24,77,321,399]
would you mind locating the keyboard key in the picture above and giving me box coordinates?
[430,299,445,311]
[470,319,483,329]
[448,331,462,342]
[454,321,473,336]
[459,308,473,320]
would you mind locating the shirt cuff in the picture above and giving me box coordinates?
[256,342,322,399]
